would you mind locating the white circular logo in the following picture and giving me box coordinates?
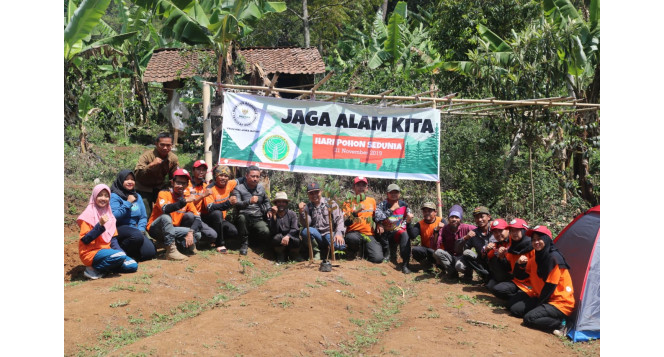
[566,286,572,292]
[510,219,517,224]
[231,101,258,126]
[493,221,499,226]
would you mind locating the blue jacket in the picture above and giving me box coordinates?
[110,192,148,231]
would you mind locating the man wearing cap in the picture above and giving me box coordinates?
[203,165,239,253]
[408,202,446,271]
[459,205,497,283]
[375,183,414,274]
[268,192,301,263]
[342,177,381,262]
[184,160,217,248]
[232,165,271,255]
[433,204,476,279]
[134,132,179,220]
[146,169,201,261]
[299,182,346,261]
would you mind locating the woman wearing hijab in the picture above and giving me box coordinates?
[490,218,537,303]
[78,184,138,279]
[520,225,575,334]
[110,170,156,262]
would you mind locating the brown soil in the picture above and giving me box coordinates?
[64,236,600,356]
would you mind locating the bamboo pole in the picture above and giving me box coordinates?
[303,208,314,262]
[432,99,443,218]
[327,204,335,262]
[264,73,280,96]
[203,83,213,182]
[297,71,334,100]
[203,83,600,109]
[356,89,394,104]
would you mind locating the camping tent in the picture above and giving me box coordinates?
[553,205,600,342]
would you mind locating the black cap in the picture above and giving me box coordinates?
[307,182,321,192]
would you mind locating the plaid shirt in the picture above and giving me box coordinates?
[299,197,345,237]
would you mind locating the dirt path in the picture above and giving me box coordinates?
[64,237,599,356]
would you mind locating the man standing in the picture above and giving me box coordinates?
[146,169,201,261]
[185,160,217,248]
[375,184,414,274]
[232,165,271,255]
[434,204,476,279]
[409,202,446,271]
[299,182,346,261]
[268,192,301,263]
[203,165,238,253]
[134,132,179,219]
[343,177,380,262]
[459,205,496,283]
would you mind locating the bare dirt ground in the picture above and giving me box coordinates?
[64,221,600,357]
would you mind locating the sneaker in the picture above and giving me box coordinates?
[553,329,566,337]
[401,265,412,274]
[83,266,104,280]
[240,243,248,256]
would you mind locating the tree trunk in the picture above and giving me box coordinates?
[211,43,237,165]
[302,0,310,48]
[381,0,388,21]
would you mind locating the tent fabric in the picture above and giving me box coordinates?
[553,205,600,342]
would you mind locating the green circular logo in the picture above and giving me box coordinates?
[263,135,289,162]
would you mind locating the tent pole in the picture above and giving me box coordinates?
[203,83,213,182]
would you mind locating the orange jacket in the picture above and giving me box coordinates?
[343,197,376,236]
[416,217,443,249]
[529,265,576,315]
[146,190,199,231]
[506,250,537,297]
[203,180,238,219]
[78,221,116,267]
[187,181,209,214]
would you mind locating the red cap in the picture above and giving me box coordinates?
[354,176,368,184]
[526,225,552,238]
[193,160,208,169]
[507,218,528,230]
[173,168,191,180]
[490,218,508,231]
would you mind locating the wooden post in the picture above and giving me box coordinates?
[304,209,314,262]
[203,83,213,182]
[327,205,335,262]
[433,99,443,217]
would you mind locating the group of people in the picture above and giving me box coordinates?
[76,132,575,335]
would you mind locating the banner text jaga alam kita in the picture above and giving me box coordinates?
[280,109,435,133]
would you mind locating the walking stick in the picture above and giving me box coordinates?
[304,206,314,262]
[327,202,335,262]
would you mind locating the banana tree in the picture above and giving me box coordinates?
[333,2,442,79]
[65,0,138,142]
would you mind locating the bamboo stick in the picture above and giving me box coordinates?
[328,204,335,262]
[304,208,314,262]
[203,83,213,182]
[297,70,334,99]
[356,89,394,104]
[204,83,600,109]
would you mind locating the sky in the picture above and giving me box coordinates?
[1,1,661,354]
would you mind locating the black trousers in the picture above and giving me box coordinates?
[202,211,238,247]
[345,231,383,263]
[487,280,519,301]
[381,230,411,265]
[116,225,156,262]
[523,303,567,332]
[181,212,217,242]
[411,246,436,265]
